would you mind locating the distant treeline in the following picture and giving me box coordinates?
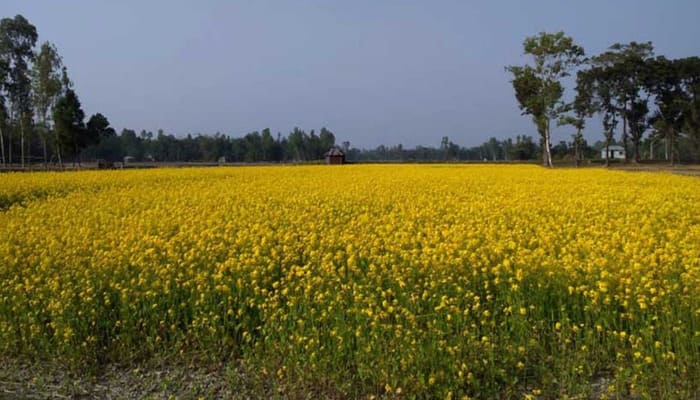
[82,127,336,163]
[79,126,699,164]
[350,135,699,162]
[4,14,699,168]
[81,129,550,163]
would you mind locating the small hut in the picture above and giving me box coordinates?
[601,145,625,160]
[324,147,345,164]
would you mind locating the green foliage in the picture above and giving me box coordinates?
[31,42,63,121]
[507,31,585,167]
[32,41,64,163]
[642,56,700,164]
[53,89,88,163]
[0,14,38,165]
[86,113,115,139]
[592,42,655,162]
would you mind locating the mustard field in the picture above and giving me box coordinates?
[0,165,698,399]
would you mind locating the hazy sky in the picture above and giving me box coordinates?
[3,1,700,148]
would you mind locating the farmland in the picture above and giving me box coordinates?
[0,165,699,399]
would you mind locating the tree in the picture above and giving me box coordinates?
[591,42,654,162]
[243,131,262,162]
[441,136,450,160]
[508,135,538,161]
[287,127,306,161]
[261,128,275,161]
[86,113,116,139]
[628,99,650,161]
[0,66,6,165]
[645,57,686,165]
[551,140,570,159]
[53,88,87,165]
[486,137,501,161]
[307,129,322,159]
[84,113,115,161]
[31,41,64,165]
[49,66,73,166]
[0,15,38,167]
[319,127,336,153]
[580,60,623,166]
[644,56,700,164]
[561,69,596,166]
[677,57,700,162]
[507,31,585,167]
[600,87,618,166]
[120,128,143,160]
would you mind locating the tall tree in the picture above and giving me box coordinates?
[31,41,64,166]
[53,88,86,166]
[260,128,275,161]
[52,66,72,166]
[440,136,450,160]
[581,59,623,166]
[0,62,6,165]
[561,69,597,166]
[86,113,115,139]
[677,57,700,162]
[645,57,686,165]
[319,127,336,153]
[507,31,585,167]
[0,15,38,167]
[287,127,306,161]
[592,42,654,162]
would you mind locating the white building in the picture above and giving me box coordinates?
[601,145,626,160]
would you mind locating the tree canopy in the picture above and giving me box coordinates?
[507,31,585,167]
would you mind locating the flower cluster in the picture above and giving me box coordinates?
[0,165,698,398]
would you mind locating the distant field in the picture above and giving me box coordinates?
[0,165,698,399]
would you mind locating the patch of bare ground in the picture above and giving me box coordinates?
[0,357,240,400]
[0,357,350,400]
[605,162,700,176]
[1,358,657,400]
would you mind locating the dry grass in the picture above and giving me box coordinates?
[0,357,237,400]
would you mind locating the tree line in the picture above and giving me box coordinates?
[81,131,541,164]
[507,32,700,167]
[0,14,344,166]
[4,14,698,167]
[83,127,337,163]
[0,15,115,167]
[80,130,594,164]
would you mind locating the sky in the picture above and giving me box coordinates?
[3,1,700,148]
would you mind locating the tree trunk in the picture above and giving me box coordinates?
[40,119,48,168]
[54,129,63,168]
[669,130,675,166]
[42,136,48,169]
[574,128,581,168]
[622,110,629,163]
[74,139,78,167]
[604,140,610,167]
[543,119,553,168]
[20,119,25,169]
[0,125,5,166]
[8,126,12,165]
